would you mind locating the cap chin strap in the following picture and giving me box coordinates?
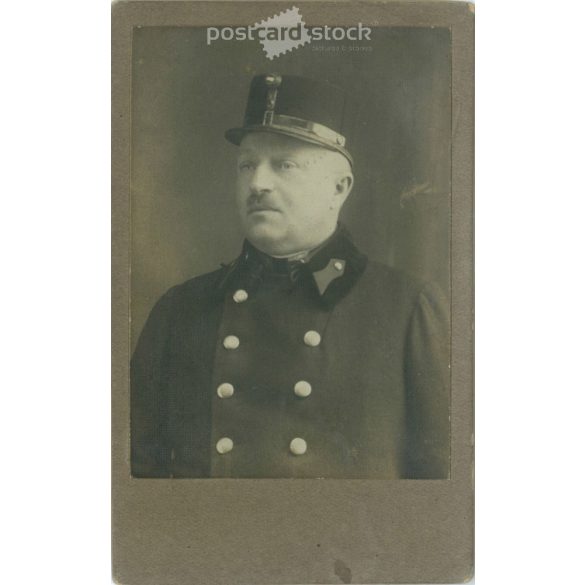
[262,114,347,149]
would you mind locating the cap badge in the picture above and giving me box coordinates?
[263,73,282,126]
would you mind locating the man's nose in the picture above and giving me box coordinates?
[249,162,275,193]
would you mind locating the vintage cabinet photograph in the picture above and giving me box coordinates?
[112,1,474,583]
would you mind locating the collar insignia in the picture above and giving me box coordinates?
[312,258,346,295]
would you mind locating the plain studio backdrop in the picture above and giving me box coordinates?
[131,26,451,348]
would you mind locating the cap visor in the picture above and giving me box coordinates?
[224,125,353,166]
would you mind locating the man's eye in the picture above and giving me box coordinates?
[238,162,254,171]
[278,160,298,170]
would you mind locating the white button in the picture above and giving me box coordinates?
[294,381,312,398]
[217,383,234,398]
[216,437,234,454]
[290,438,307,455]
[333,260,344,271]
[303,330,321,347]
[233,289,248,303]
[223,335,240,349]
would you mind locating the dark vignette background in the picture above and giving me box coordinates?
[131,26,451,349]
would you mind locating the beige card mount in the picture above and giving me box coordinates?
[112,1,474,583]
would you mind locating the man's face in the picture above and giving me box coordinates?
[236,132,352,256]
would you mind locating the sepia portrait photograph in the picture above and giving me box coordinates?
[131,22,451,481]
[113,1,473,583]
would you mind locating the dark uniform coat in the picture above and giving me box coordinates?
[131,227,450,479]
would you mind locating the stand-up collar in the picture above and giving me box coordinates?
[217,225,368,307]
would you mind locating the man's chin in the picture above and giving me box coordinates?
[244,225,290,255]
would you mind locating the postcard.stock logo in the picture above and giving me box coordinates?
[206,6,373,60]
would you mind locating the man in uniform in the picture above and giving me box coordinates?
[131,74,450,479]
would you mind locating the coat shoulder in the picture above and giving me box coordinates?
[362,260,429,298]
[358,260,447,321]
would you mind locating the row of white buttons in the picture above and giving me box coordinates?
[216,437,308,455]
[223,330,321,350]
[217,380,312,399]
[220,287,314,458]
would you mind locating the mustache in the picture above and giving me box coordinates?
[246,193,280,213]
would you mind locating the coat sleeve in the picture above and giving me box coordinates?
[130,288,177,477]
[403,282,451,478]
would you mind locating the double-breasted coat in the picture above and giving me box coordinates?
[131,227,450,479]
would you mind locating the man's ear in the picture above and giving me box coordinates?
[330,174,353,212]
[335,174,353,199]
